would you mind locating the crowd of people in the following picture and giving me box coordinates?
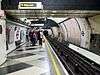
[29,29,43,46]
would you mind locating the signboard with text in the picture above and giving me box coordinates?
[18,2,43,9]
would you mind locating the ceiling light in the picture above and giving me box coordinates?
[52,11,57,13]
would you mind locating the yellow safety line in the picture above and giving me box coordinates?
[46,40,61,75]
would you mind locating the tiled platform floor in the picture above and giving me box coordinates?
[0,42,53,75]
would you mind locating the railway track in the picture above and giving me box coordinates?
[47,36,100,75]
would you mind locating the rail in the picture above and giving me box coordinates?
[46,36,100,75]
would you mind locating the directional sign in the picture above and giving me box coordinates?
[18,2,43,9]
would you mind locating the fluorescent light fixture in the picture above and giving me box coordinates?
[31,24,44,26]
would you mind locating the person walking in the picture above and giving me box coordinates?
[32,31,37,46]
[29,30,33,45]
[39,30,43,46]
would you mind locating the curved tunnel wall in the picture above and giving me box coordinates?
[76,18,91,49]
[46,18,91,49]
[59,23,68,41]
[59,18,91,49]
[51,27,59,38]
[60,18,81,45]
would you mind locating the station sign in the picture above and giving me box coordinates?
[18,2,43,9]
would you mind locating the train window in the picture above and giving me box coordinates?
[0,25,2,34]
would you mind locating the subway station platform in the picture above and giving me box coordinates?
[0,39,68,75]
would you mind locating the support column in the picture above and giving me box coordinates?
[0,0,7,65]
[0,0,2,9]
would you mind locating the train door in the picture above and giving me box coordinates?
[0,18,6,65]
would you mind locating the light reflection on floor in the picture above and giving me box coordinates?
[0,42,52,75]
